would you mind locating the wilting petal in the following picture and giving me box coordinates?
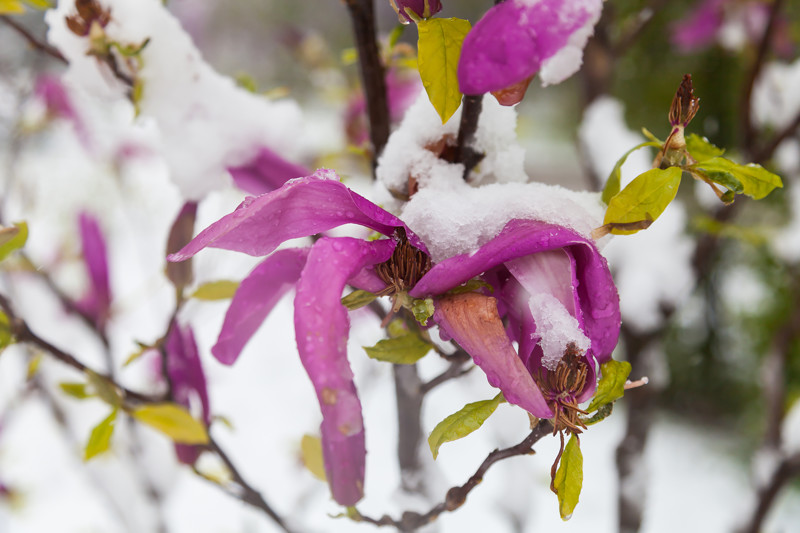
[166,323,210,464]
[411,219,619,361]
[294,237,396,506]
[458,0,599,95]
[212,248,310,365]
[228,146,311,196]
[169,169,426,261]
[435,292,553,418]
[77,212,111,328]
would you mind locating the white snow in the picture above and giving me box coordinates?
[752,57,800,131]
[45,0,304,200]
[538,0,603,87]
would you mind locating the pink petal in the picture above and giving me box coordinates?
[77,212,111,328]
[434,292,553,418]
[228,146,311,196]
[411,219,619,361]
[294,237,396,506]
[168,169,426,261]
[458,0,597,95]
[212,248,310,365]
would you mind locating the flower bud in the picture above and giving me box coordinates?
[390,0,442,24]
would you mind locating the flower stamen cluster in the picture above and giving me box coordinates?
[534,343,589,435]
[374,227,432,297]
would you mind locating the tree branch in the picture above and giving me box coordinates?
[455,95,485,180]
[1,15,67,64]
[739,452,800,533]
[356,421,553,531]
[344,0,390,171]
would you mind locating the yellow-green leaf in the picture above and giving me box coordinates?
[586,360,632,413]
[122,342,153,367]
[685,133,724,162]
[553,434,583,520]
[601,142,661,204]
[0,0,25,14]
[59,382,94,400]
[0,222,28,262]
[411,298,435,326]
[190,280,240,301]
[428,393,504,459]
[417,17,471,124]
[0,311,13,351]
[132,403,209,444]
[363,332,431,364]
[22,0,51,9]
[84,409,117,461]
[690,157,782,200]
[87,370,122,407]
[604,167,682,235]
[300,434,327,481]
[26,353,41,380]
[341,290,377,311]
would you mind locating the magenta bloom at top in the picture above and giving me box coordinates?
[227,146,311,196]
[390,0,442,24]
[169,170,620,504]
[458,0,603,104]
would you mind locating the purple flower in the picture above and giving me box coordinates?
[228,146,311,196]
[390,0,442,24]
[33,75,89,146]
[165,322,210,465]
[458,0,603,104]
[168,169,620,503]
[670,0,725,53]
[76,212,112,329]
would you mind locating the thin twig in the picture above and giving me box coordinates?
[420,357,472,394]
[739,452,800,533]
[1,15,67,63]
[752,111,800,164]
[357,421,553,531]
[344,0,390,171]
[206,436,296,533]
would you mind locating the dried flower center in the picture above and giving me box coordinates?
[374,228,431,297]
[668,73,700,128]
[534,343,589,435]
[66,0,111,37]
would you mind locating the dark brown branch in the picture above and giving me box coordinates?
[455,95,485,180]
[393,363,426,494]
[0,292,165,404]
[344,0,390,171]
[739,452,800,533]
[206,436,296,533]
[752,111,800,164]
[1,15,67,63]
[740,0,784,156]
[357,421,553,531]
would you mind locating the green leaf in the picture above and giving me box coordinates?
[417,17,471,124]
[641,128,663,144]
[601,142,661,204]
[411,297,435,326]
[586,360,632,413]
[87,370,122,407]
[0,222,28,262]
[59,382,94,400]
[0,312,13,351]
[692,216,766,246]
[690,157,782,200]
[446,278,493,296]
[131,403,209,444]
[582,403,613,426]
[190,280,240,301]
[22,0,51,9]
[428,393,505,460]
[341,290,377,311]
[0,0,25,14]
[685,133,725,162]
[553,434,583,520]
[26,353,41,380]
[84,409,117,461]
[603,167,682,235]
[697,169,743,193]
[363,332,431,364]
[300,434,327,481]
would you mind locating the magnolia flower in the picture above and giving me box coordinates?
[227,146,311,196]
[168,169,620,503]
[165,322,210,465]
[390,0,442,24]
[76,212,111,329]
[458,0,603,105]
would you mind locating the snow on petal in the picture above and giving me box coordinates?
[434,292,554,418]
[212,248,310,365]
[458,0,602,95]
[168,170,425,261]
[294,237,396,506]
